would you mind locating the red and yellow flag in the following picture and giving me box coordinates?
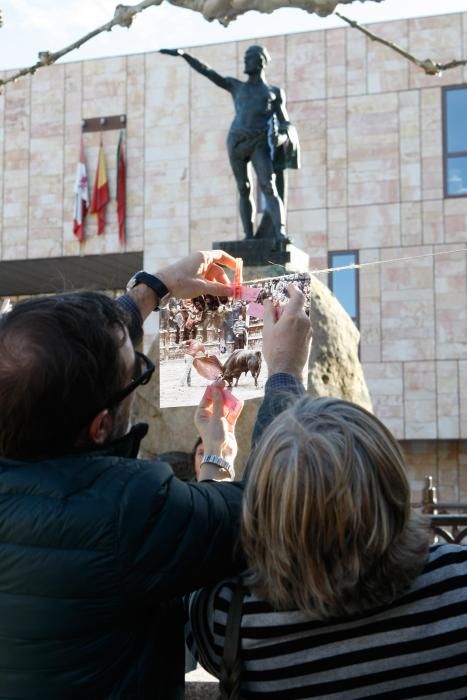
[89,139,109,235]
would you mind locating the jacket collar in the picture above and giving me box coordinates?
[89,422,149,459]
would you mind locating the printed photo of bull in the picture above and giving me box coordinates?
[221,349,262,388]
[159,273,310,408]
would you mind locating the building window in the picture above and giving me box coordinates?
[443,86,467,197]
[328,251,359,328]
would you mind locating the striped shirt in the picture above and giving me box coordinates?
[186,544,467,699]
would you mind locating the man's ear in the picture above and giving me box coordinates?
[88,409,114,445]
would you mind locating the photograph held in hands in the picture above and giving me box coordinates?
[159,270,310,408]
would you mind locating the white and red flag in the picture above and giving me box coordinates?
[72,136,89,242]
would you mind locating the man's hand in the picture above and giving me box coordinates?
[128,250,236,322]
[156,250,236,301]
[262,284,312,379]
[195,381,242,482]
[159,48,184,57]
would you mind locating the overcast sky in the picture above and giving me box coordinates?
[1,0,466,71]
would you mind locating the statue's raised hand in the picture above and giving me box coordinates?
[159,48,183,57]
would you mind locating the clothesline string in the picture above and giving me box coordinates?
[247,247,467,284]
[311,246,467,275]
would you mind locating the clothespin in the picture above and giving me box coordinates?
[204,384,244,425]
[233,257,243,301]
[231,256,261,309]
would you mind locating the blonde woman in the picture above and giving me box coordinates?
[187,396,467,698]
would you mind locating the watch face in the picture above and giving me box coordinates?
[126,276,136,291]
[126,270,143,292]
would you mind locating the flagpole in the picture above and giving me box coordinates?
[117,130,126,247]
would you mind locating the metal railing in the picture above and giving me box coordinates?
[420,476,467,545]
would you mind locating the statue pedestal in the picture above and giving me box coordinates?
[212,238,309,280]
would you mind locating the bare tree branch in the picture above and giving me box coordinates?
[0,1,164,88]
[335,11,467,76]
[0,0,383,88]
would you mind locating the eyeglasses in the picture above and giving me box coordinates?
[107,351,155,409]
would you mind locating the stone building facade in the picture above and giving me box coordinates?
[0,11,466,499]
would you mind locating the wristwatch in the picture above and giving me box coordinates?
[200,454,235,479]
[126,271,171,311]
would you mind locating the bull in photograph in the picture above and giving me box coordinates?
[222,349,262,388]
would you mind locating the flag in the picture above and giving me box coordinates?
[90,138,109,235]
[72,137,89,242]
[116,130,126,245]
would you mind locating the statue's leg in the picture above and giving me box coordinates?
[252,142,286,240]
[228,138,255,239]
[276,169,287,211]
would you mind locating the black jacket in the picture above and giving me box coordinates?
[0,424,243,699]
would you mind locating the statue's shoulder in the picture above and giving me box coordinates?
[226,76,243,89]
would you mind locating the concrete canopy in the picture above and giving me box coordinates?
[0,253,143,297]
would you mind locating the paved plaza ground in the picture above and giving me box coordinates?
[160,357,267,408]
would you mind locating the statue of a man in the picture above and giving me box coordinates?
[160,45,300,242]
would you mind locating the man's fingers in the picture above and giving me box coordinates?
[210,385,224,421]
[226,397,244,427]
[196,387,213,414]
[211,378,227,390]
[198,279,234,297]
[209,250,236,271]
[194,403,210,420]
[194,406,208,430]
[282,284,306,317]
[205,263,231,286]
[154,249,236,301]
[197,394,210,411]
[262,298,276,326]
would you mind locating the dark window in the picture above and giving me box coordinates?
[328,251,359,328]
[443,86,467,197]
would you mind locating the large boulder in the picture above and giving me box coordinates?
[132,273,372,472]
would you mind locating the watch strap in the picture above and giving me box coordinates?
[200,454,235,478]
[116,294,144,345]
[127,271,170,311]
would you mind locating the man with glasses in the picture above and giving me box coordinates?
[0,249,311,699]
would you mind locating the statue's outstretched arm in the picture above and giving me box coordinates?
[160,49,232,92]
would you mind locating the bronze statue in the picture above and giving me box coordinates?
[160,45,300,242]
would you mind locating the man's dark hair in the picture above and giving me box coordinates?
[0,291,128,461]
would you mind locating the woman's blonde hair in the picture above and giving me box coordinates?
[241,396,429,619]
